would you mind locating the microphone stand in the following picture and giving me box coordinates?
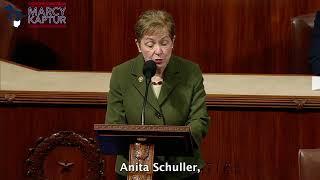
[141,60,156,125]
[141,76,151,125]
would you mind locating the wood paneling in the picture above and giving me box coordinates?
[10,0,92,70]
[92,0,320,74]
[200,110,320,180]
[0,1,15,59]
[3,91,320,109]
[6,0,320,73]
[1,103,320,179]
[0,105,112,179]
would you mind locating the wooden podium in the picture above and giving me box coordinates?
[94,124,194,180]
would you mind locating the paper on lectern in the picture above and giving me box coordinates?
[312,76,320,90]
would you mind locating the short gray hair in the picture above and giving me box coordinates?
[135,10,175,42]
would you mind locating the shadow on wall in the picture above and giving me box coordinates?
[11,38,58,70]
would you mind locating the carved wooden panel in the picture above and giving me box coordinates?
[25,131,104,179]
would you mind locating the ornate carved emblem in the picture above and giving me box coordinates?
[25,131,104,179]
[293,99,307,110]
[4,94,16,103]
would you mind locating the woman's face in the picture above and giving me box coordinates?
[136,29,175,73]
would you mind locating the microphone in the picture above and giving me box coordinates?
[143,60,157,83]
[141,60,156,125]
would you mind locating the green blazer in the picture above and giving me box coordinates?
[106,54,210,179]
